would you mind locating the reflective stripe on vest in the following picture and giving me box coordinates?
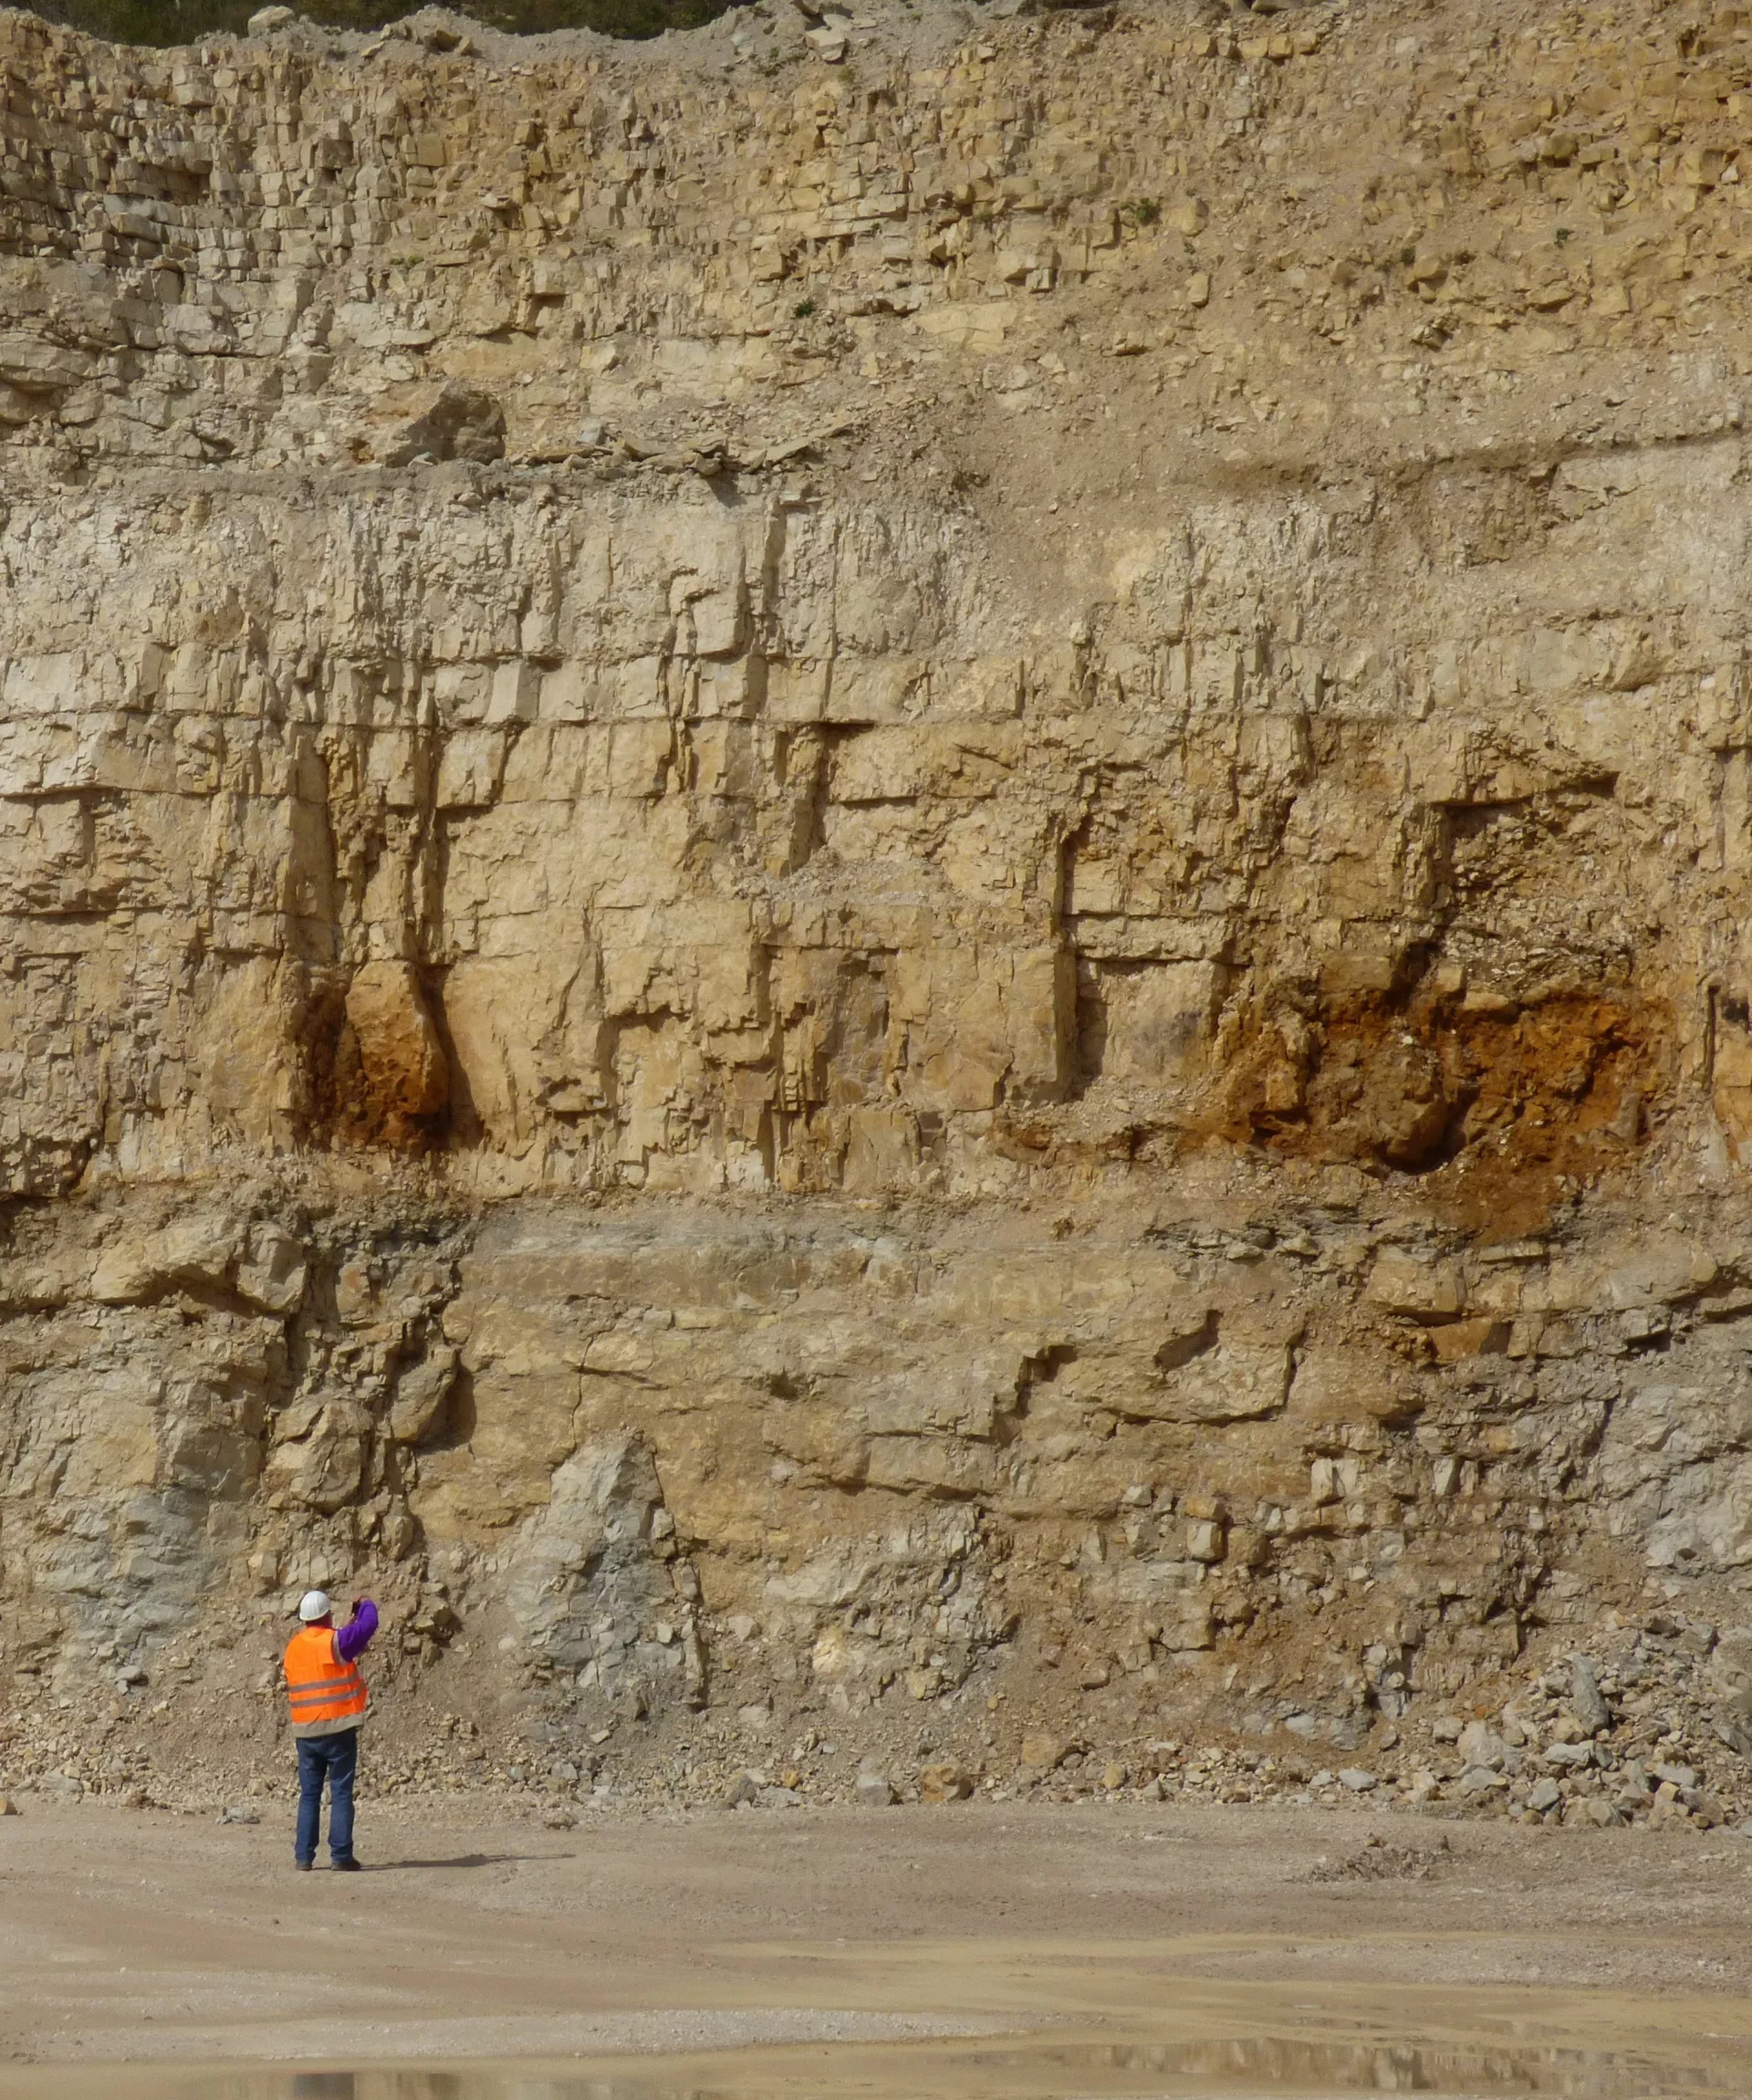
[283,1625,369,1738]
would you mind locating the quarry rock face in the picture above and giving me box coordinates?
[3,0,1752,1810]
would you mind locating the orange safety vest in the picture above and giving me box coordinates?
[283,1625,370,1739]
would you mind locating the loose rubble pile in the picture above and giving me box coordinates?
[5,1593,1750,1837]
[1306,1833,1455,1878]
[4,0,1752,1830]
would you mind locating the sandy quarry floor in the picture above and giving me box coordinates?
[2,1794,1750,2095]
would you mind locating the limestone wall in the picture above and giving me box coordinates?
[3,0,1752,1813]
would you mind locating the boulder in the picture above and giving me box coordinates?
[1018,1730,1072,1774]
[388,1346,458,1446]
[90,1214,244,1304]
[235,1222,308,1315]
[1568,1656,1611,1736]
[1456,1720,1510,1771]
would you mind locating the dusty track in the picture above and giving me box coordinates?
[2,1796,1749,2088]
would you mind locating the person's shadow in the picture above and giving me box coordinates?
[372,1852,570,1870]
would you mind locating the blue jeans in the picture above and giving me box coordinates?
[296,1728,359,1865]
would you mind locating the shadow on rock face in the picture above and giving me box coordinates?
[379,381,506,467]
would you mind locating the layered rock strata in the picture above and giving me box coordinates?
[3,0,1752,1821]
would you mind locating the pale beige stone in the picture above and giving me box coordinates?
[1,0,1751,1793]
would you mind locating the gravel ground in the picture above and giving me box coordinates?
[0,1792,1749,2095]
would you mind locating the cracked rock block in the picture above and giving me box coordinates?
[503,1437,700,1719]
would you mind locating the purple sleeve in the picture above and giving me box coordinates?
[335,1598,379,1662]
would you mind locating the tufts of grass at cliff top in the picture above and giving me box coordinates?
[30,0,740,46]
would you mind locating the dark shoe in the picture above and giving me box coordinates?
[295,1860,313,1872]
[331,1855,363,1872]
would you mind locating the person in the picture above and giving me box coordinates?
[283,1588,379,1872]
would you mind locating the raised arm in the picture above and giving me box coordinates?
[335,1597,379,1663]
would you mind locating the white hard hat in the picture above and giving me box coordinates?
[298,1590,333,1623]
